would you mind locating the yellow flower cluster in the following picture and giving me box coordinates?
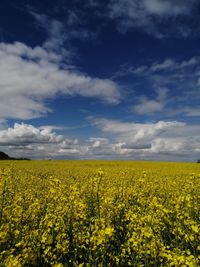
[0,161,199,266]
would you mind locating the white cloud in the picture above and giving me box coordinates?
[151,138,183,153]
[0,42,62,63]
[92,118,185,143]
[0,40,120,120]
[150,59,176,72]
[114,57,200,79]
[181,107,200,117]
[143,0,190,16]
[109,0,198,37]
[148,57,199,73]
[118,57,200,117]
[133,87,168,115]
[90,117,200,161]
[0,123,80,159]
[30,10,96,54]
[29,11,69,57]
[0,123,64,146]
[134,99,164,114]
[0,13,121,121]
[88,137,109,148]
[0,121,199,161]
[0,123,113,159]
[85,137,115,157]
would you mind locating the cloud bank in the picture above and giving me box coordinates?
[91,118,200,161]
[1,121,199,162]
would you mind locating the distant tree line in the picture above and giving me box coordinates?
[0,151,30,160]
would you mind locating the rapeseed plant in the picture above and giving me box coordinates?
[0,160,199,266]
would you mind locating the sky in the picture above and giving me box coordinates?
[0,0,200,161]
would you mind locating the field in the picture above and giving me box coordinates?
[0,160,200,266]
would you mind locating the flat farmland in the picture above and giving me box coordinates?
[0,161,200,266]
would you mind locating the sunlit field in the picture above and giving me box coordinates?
[0,160,200,266]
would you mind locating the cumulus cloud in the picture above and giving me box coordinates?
[0,123,114,159]
[85,137,115,157]
[0,123,64,146]
[109,0,198,37]
[134,99,164,114]
[0,40,120,120]
[0,12,121,121]
[0,123,80,159]
[0,121,199,161]
[133,87,168,115]
[88,137,109,148]
[90,117,200,161]
[91,117,185,143]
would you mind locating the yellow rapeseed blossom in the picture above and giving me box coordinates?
[0,160,199,266]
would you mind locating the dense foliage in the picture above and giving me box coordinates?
[0,152,11,160]
[0,161,200,266]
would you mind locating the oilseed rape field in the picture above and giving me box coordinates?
[0,161,200,266]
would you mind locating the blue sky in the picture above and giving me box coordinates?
[0,0,200,161]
